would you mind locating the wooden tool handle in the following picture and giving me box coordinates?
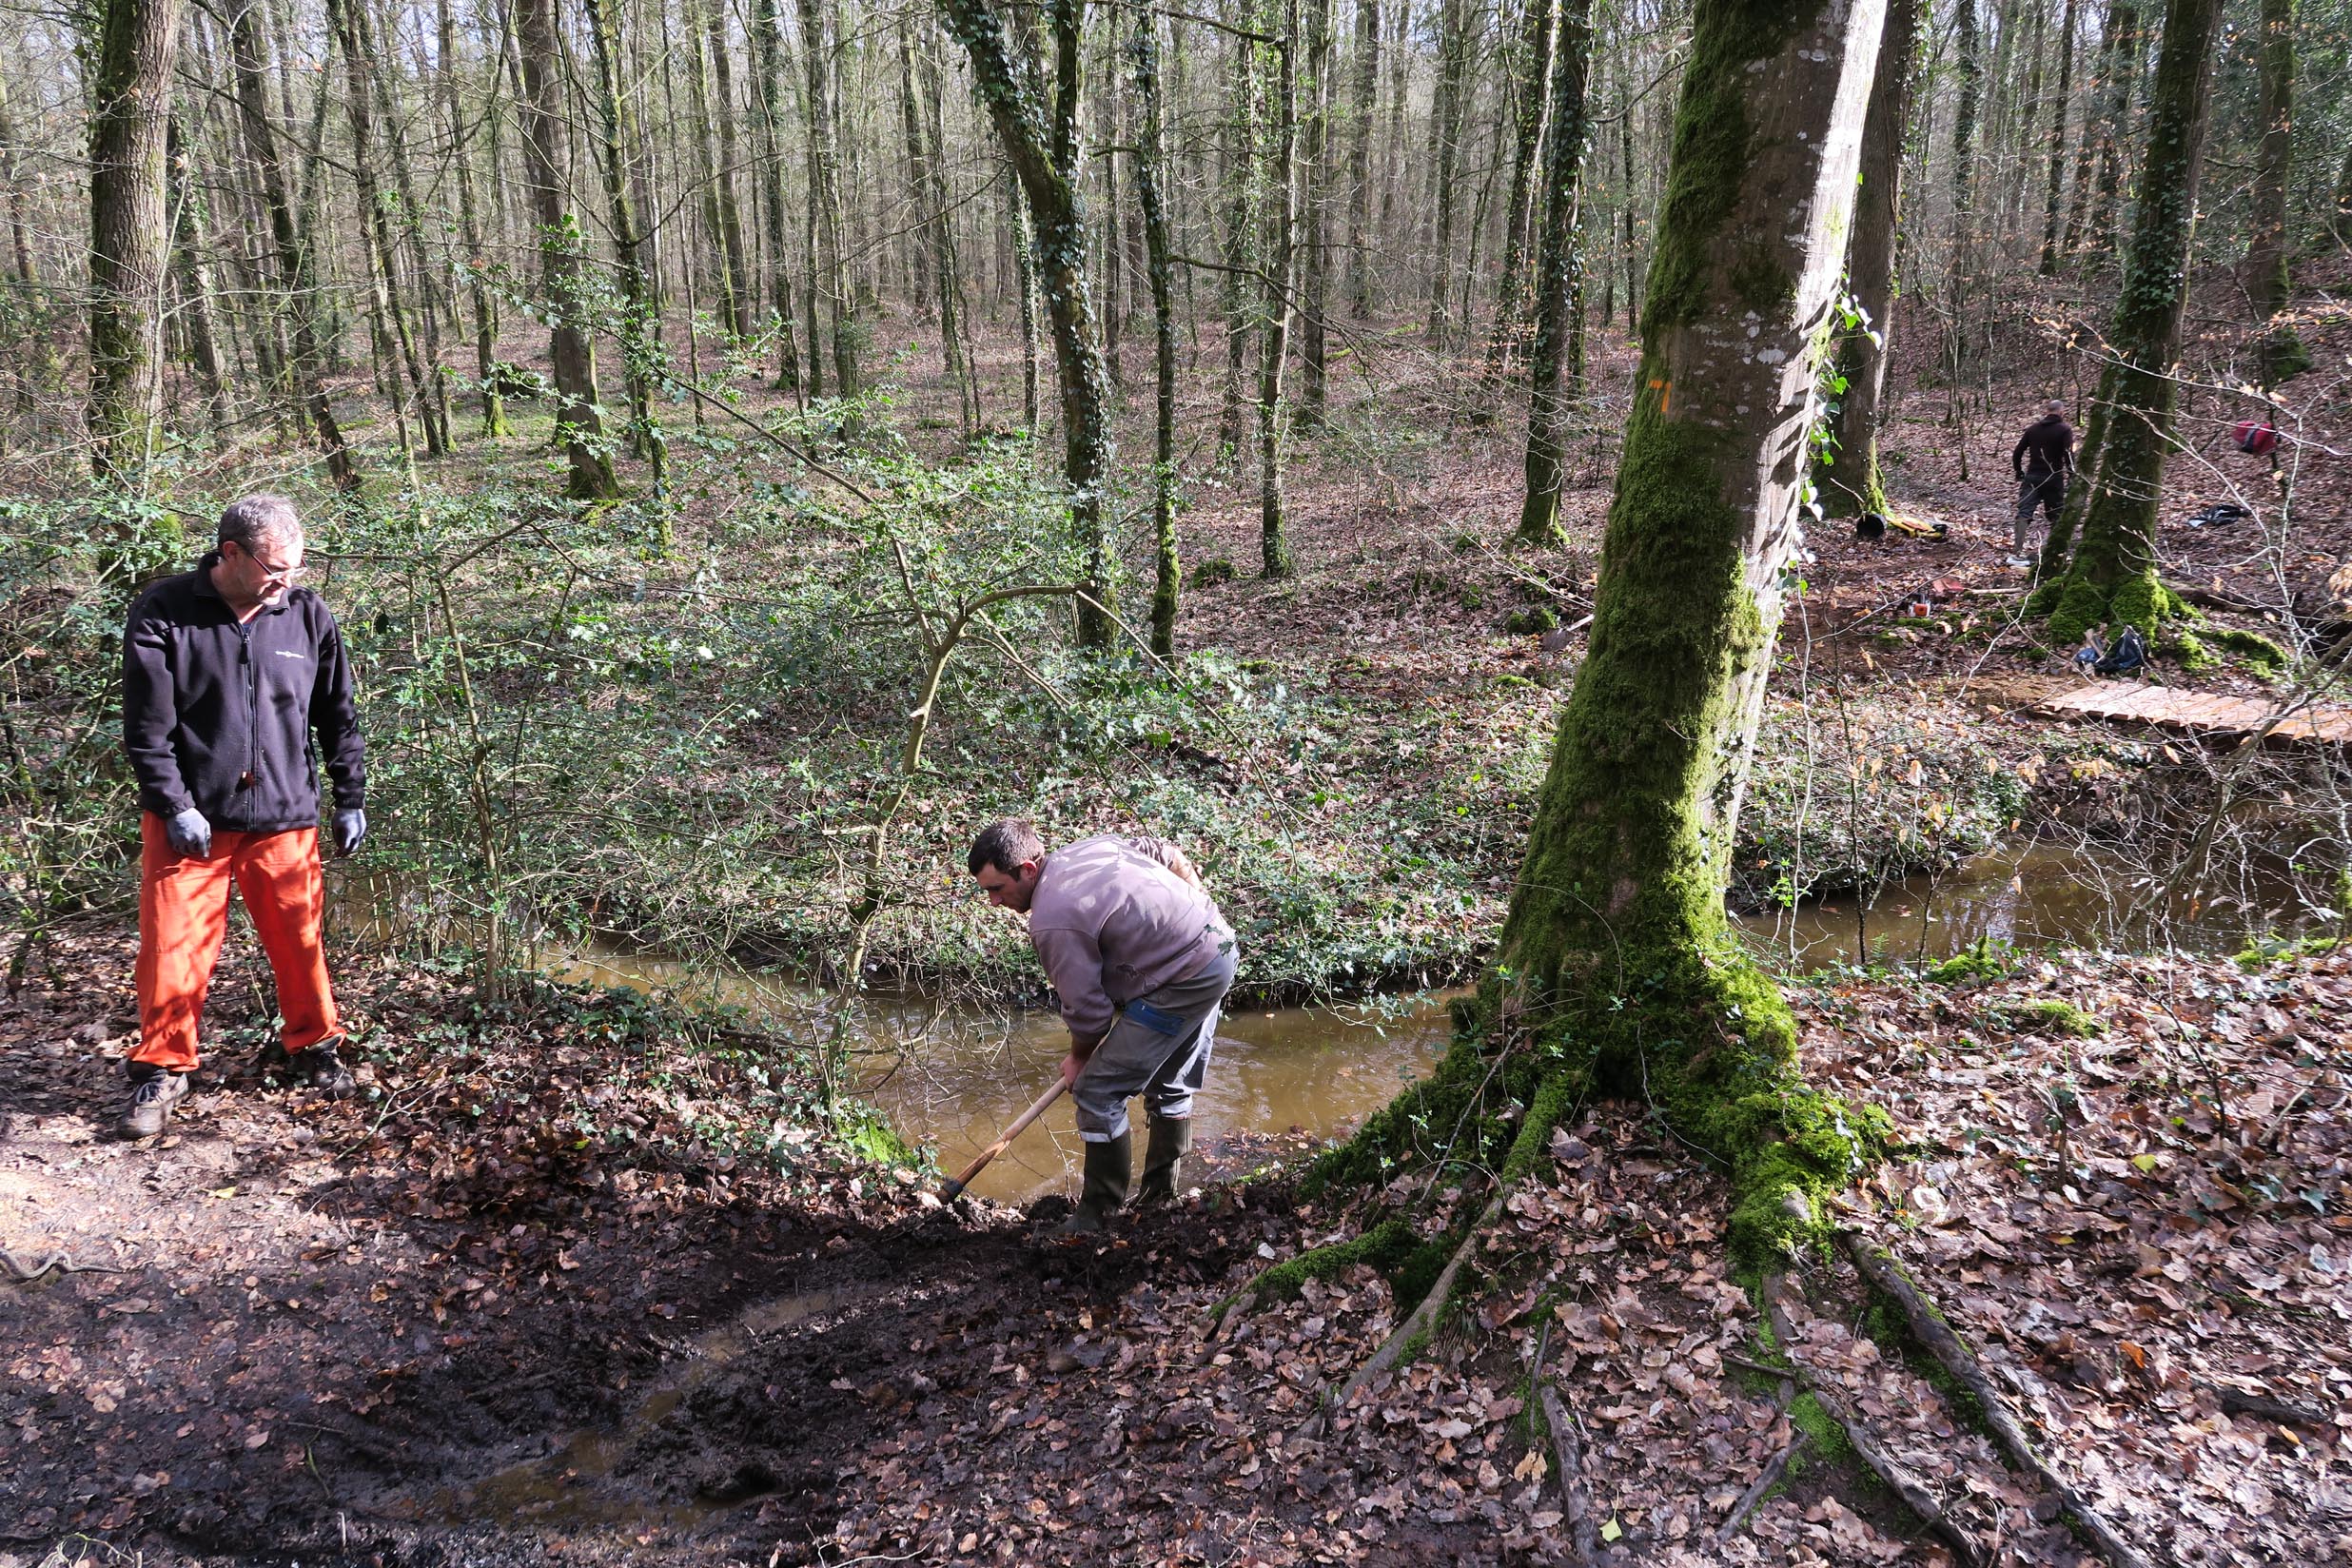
[939,1076,1069,1201]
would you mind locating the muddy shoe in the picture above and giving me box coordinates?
[1136,1116,1193,1205]
[293,1045,357,1098]
[117,1068,189,1139]
[1055,1130,1131,1238]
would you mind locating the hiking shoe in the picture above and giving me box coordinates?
[293,1045,357,1098]
[117,1069,189,1139]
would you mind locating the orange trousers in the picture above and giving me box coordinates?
[131,813,341,1073]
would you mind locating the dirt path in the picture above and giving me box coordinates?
[0,931,1320,1564]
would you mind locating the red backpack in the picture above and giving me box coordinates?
[2234,419,2280,456]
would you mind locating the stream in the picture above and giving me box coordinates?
[524,839,2323,1205]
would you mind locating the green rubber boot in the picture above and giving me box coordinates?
[1057,1130,1132,1236]
[1136,1116,1193,1205]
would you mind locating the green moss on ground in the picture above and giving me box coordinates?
[1929,937,2010,986]
[2010,998,2103,1037]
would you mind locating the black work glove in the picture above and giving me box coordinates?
[165,807,212,859]
[331,808,367,857]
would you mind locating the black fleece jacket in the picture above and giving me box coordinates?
[121,558,365,833]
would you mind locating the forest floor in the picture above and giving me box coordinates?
[4,927,2346,1565]
[8,284,2352,1565]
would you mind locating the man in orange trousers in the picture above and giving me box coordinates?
[118,496,367,1139]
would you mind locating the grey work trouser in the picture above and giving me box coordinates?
[1071,947,1238,1143]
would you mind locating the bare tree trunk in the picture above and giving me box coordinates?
[1130,6,1182,657]
[1814,0,1919,519]
[330,0,447,458]
[914,22,979,428]
[440,0,504,437]
[1344,0,1378,319]
[86,0,185,478]
[2035,0,2075,275]
[1939,0,1980,393]
[167,118,229,432]
[800,0,859,396]
[1298,0,1333,422]
[700,0,755,340]
[1484,0,1891,1264]
[515,0,618,497]
[749,0,804,394]
[2246,0,2304,388]
[683,0,745,340]
[1425,0,1471,347]
[1216,9,1262,461]
[1480,0,1558,404]
[1513,0,1592,547]
[226,0,353,484]
[0,69,38,287]
[1009,173,1042,430]
[896,22,935,322]
[583,0,667,501]
[1259,0,1301,578]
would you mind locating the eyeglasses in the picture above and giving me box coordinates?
[236,543,306,583]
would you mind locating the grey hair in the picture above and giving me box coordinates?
[2045,399,2065,416]
[218,494,304,554]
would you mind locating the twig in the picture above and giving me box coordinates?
[1839,1233,2153,1568]
[1538,1383,1601,1564]
[3,1250,126,1283]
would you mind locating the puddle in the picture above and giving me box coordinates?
[423,1289,844,1528]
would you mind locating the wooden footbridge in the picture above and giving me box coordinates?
[2027,679,2352,748]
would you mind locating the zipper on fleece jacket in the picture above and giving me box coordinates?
[236,618,258,828]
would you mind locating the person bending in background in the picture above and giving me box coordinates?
[969,818,1238,1235]
[117,496,368,1139]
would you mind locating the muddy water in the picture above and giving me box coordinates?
[530,840,2318,1208]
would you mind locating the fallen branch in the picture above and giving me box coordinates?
[1764,1274,1984,1566]
[1841,1232,2153,1568]
[1538,1383,1602,1564]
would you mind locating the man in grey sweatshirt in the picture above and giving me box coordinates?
[969,818,1239,1233]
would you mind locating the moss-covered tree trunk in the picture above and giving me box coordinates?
[1813,0,1918,519]
[2035,0,2223,648]
[943,0,1118,648]
[1487,0,1891,1260]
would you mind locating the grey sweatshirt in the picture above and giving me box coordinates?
[1028,834,1236,1039]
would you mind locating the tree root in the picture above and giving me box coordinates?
[2203,1382,2330,1428]
[1538,1382,1602,1563]
[3,1249,125,1284]
[1764,1274,1986,1566]
[1840,1232,2154,1568]
[1297,1190,1508,1440]
[1716,1435,1804,1545]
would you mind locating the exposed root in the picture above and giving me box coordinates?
[1298,1189,1509,1440]
[3,1249,125,1283]
[1840,1232,2155,1568]
[1538,1382,1602,1564]
[1715,1435,1805,1545]
[2205,1382,2331,1428]
[1764,1274,1986,1566]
